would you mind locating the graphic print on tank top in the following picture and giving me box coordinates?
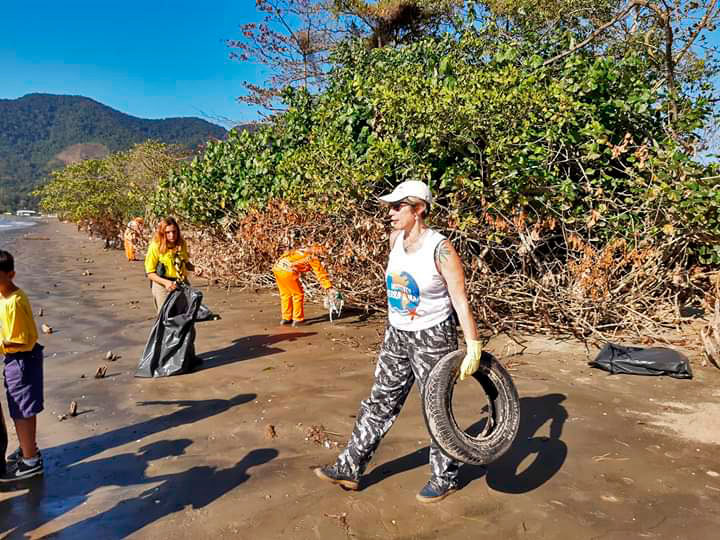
[386,271,420,319]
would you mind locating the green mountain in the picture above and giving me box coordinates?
[0,93,228,211]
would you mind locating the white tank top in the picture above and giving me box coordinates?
[385,229,453,331]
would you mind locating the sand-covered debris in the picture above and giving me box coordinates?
[305,424,340,448]
[650,401,720,445]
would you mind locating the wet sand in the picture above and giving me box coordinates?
[1,220,720,539]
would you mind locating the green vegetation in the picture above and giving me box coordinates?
[36,1,720,335]
[0,93,226,212]
[156,29,719,261]
[35,142,185,240]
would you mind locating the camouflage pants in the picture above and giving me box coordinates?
[335,317,460,489]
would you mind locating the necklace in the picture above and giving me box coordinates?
[403,228,428,253]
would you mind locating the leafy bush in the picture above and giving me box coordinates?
[152,29,718,336]
[36,142,185,241]
[157,31,718,255]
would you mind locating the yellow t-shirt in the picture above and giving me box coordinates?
[144,240,190,280]
[0,288,38,354]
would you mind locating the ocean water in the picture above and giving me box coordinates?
[0,215,38,232]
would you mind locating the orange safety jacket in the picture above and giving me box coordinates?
[273,249,332,289]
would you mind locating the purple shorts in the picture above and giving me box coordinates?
[3,344,44,419]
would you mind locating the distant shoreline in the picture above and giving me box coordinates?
[0,215,39,233]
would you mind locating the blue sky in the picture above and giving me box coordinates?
[3,2,719,132]
[1,1,264,127]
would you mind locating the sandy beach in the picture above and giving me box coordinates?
[1,219,720,539]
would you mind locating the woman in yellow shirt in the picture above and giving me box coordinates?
[144,217,194,313]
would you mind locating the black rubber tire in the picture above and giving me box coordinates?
[423,350,521,465]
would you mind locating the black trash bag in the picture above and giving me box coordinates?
[589,343,693,379]
[135,285,203,378]
[195,302,220,322]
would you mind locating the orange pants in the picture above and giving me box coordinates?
[273,269,304,322]
[124,238,135,261]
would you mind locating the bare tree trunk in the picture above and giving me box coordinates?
[543,1,641,67]
[630,4,641,33]
[662,9,678,125]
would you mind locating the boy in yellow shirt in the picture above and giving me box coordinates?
[0,250,44,482]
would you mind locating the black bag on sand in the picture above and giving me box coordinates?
[135,285,203,378]
[589,342,693,379]
[195,302,220,322]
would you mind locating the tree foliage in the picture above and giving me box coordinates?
[332,0,465,47]
[228,0,343,109]
[161,29,719,266]
[48,2,719,336]
[35,142,187,241]
[481,0,720,132]
[228,0,464,110]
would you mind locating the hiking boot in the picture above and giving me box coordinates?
[6,448,41,466]
[314,465,359,491]
[280,319,292,325]
[415,480,457,504]
[0,457,44,482]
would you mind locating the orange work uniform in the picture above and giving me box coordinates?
[124,229,136,261]
[124,218,144,261]
[273,249,332,322]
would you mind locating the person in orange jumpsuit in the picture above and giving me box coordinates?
[273,245,335,326]
[124,217,145,261]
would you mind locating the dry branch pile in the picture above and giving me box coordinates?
[701,301,720,367]
[701,271,720,368]
[181,199,719,349]
[184,200,388,309]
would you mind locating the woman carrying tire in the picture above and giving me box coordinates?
[314,180,483,503]
[144,217,194,313]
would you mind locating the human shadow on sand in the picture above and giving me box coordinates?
[1,442,277,539]
[360,393,568,493]
[484,393,568,493]
[54,394,255,466]
[0,394,256,536]
[199,332,317,369]
[301,306,374,326]
[46,447,278,539]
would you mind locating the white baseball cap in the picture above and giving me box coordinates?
[378,180,433,205]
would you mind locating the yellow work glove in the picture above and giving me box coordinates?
[459,339,483,381]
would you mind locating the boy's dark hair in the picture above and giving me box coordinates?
[0,250,14,273]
